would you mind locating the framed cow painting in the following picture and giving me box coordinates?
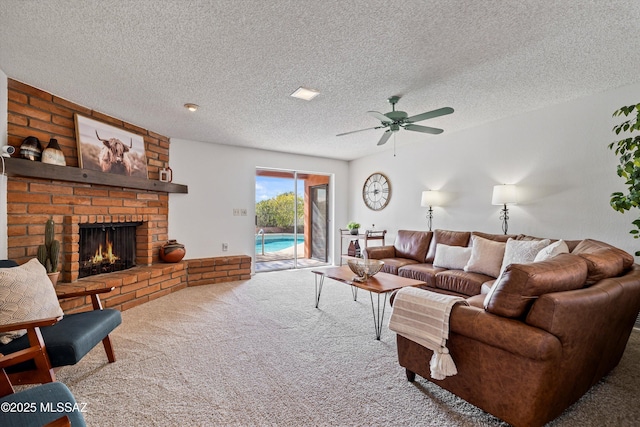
[74,114,148,178]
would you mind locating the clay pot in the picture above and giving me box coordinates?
[47,271,60,286]
[159,240,186,263]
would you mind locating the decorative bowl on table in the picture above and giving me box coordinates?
[347,259,384,282]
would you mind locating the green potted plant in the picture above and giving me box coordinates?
[37,217,61,285]
[347,221,361,235]
[608,103,640,256]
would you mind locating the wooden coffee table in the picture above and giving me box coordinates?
[312,266,425,340]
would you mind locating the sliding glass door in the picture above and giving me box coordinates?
[255,169,330,272]
[309,184,328,262]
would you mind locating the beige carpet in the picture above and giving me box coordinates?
[55,269,640,426]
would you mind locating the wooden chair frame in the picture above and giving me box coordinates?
[1,346,73,427]
[0,287,116,385]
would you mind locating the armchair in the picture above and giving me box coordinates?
[0,340,86,426]
[0,260,122,386]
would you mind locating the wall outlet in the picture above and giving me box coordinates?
[240,208,247,216]
[233,209,240,216]
[222,243,228,251]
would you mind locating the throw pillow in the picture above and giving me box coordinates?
[464,235,506,278]
[500,238,551,275]
[0,258,64,344]
[433,243,472,270]
[534,239,569,262]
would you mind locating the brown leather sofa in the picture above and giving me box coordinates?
[370,230,640,426]
[366,229,576,297]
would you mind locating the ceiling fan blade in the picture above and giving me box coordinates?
[405,107,454,123]
[404,124,444,134]
[367,111,393,123]
[377,130,393,146]
[336,126,383,137]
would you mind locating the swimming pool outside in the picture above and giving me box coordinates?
[255,233,304,254]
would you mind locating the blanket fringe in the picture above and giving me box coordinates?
[388,288,467,380]
[430,347,457,380]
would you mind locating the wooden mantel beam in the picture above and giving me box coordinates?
[3,157,188,194]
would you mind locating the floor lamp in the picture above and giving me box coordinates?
[421,190,440,231]
[491,184,517,235]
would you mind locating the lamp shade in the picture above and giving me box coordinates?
[421,190,440,207]
[492,184,517,205]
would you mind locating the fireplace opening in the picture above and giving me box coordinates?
[79,222,141,278]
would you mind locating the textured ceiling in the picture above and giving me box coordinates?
[1,1,639,161]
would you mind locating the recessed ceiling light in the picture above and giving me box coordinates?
[290,87,320,101]
[184,103,199,112]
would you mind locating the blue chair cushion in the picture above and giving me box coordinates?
[0,381,86,426]
[0,260,18,268]
[0,309,122,372]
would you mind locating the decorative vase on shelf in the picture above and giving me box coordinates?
[41,138,66,166]
[350,228,359,235]
[159,239,186,263]
[20,136,42,161]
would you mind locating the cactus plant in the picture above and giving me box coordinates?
[37,217,60,273]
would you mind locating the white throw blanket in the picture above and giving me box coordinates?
[388,287,468,380]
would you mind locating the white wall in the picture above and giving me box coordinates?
[0,68,7,259]
[349,82,640,259]
[168,140,349,271]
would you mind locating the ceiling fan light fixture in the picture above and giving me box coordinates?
[290,87,320,101]
[184,103,199,112]
[337,97,454,145]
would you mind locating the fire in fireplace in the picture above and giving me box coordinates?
[79,222,141,278]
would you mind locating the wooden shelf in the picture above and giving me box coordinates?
[3,157,188,193]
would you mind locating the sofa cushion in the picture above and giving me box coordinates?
[483,253,588,318]
[571,239,634,284]
[466,294,485,308]
[480,279,496,294]
[436,270,494,297]
[464,235,506,278]
[499,238,550,276]
[534,239,569,262]
[398,264,445,288]
[471,231,517,243]
[425,230,471,263]
[394,230,432,263]
[564,239,583,252]
[0,258,64,344]
[433,244,472,270]
[380,258,419,275]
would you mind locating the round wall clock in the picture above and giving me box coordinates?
[362,172,391,211]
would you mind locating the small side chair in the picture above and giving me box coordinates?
[0,345,86,426]
[0,260,122,386]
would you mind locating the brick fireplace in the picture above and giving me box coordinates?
[5,79,251,313]
[7,79,171,265]
[68,215,150,281]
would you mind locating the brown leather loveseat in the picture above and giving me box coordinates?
[368,230,640,426]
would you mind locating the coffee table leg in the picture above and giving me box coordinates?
[315,274,324,308]
[351,285,358,301]
[369,292,388,340]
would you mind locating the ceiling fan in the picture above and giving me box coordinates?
[337,96,454,146]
